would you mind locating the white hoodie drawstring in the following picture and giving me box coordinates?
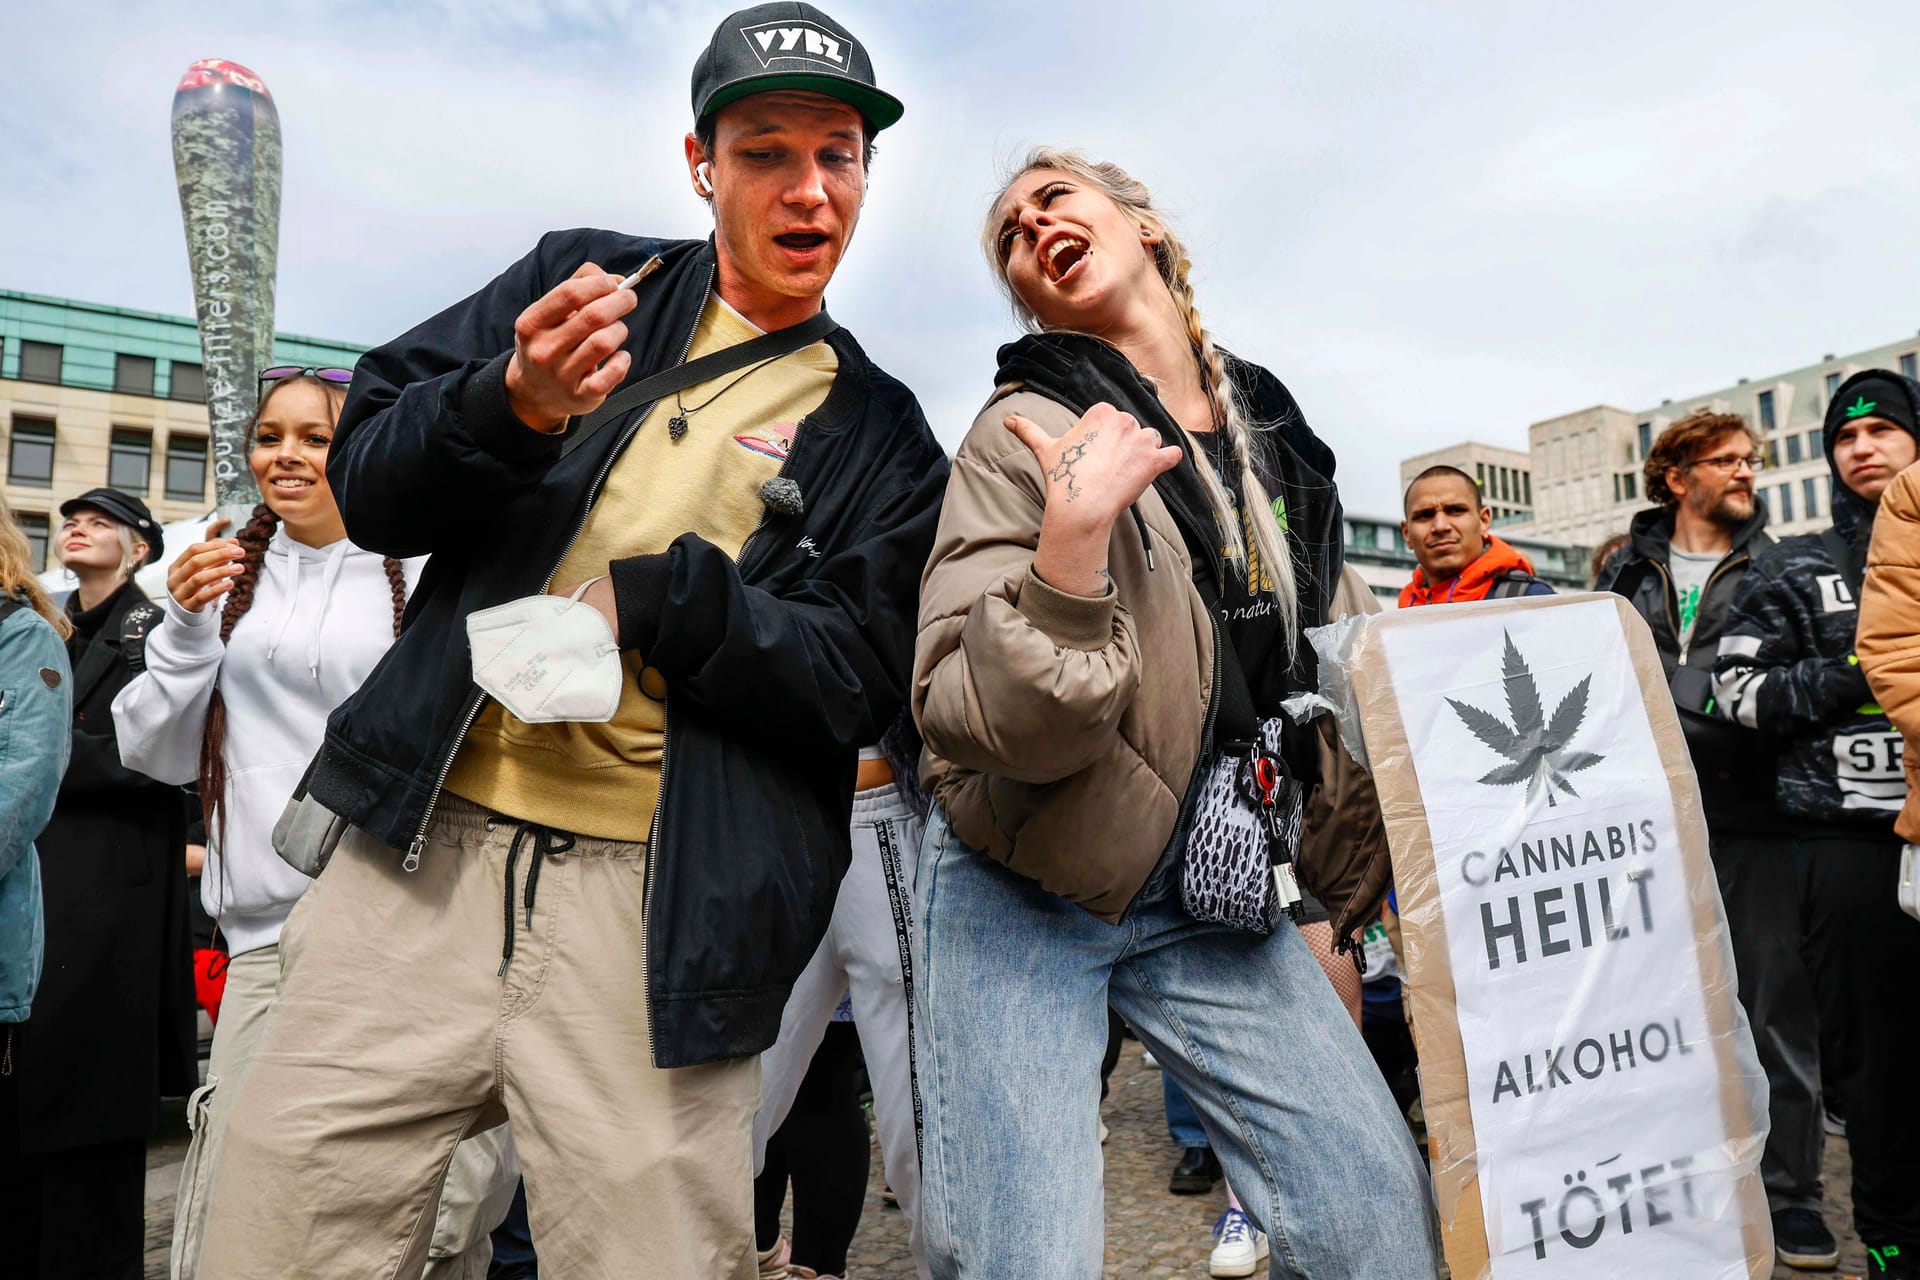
[307,543,349,677]
[264,536,352,678]
[265,543,301,664]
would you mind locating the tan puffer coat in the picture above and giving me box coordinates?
[1857,460,1920,843]
[913,390,1213,922]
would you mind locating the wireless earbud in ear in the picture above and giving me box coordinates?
[694,161,715,197]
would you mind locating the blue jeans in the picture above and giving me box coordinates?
[1163,1074,1210,1150]
[913,806,1439,1279]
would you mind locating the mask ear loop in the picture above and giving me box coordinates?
[566,576,606,603]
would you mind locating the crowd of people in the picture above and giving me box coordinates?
[0,3,1916,1278]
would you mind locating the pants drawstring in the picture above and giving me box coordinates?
[498,821,576,978]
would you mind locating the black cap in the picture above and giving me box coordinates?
[58,487,164,565]
[1827,373,1918,442]
[691,3,903,134]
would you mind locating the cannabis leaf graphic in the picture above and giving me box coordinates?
[1446,631,1605,807]
[1845,395,1880,420]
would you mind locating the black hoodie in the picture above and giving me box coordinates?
[1712,369,1920,830]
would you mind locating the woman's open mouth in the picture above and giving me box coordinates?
[1043,235,1089,284]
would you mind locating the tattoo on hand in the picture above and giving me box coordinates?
[1047,429,1098,502]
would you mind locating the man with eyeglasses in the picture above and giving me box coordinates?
[1596,408,1838,1268]
[1715,373,1920,1279]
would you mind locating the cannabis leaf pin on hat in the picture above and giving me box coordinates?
[1448,632,1606,807]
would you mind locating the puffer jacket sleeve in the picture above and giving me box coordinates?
[1713,543,1870,735]
[912,392,1142,785]
[1859,465,1920,745]
[0,609,71,879]
[110,593,224,787]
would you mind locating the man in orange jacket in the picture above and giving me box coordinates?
[1398,465,1552,607]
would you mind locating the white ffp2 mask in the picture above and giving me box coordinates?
[466,578,622,724]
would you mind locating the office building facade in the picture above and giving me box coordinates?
[2,289,362,571]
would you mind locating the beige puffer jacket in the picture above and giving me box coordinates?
[913,390,1213,923]
[1857,460,1920,843]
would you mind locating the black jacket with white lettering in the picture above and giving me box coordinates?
[1712,371,1920,831]
[310,230,949,1067]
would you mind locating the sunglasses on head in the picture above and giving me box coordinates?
[259,365,354,389]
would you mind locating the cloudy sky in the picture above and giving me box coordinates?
[4,0,1917,518]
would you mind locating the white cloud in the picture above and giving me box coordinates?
[4,0,1918,521]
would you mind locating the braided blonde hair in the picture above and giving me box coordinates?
[984,148,1298,654]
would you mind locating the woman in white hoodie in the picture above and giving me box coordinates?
[113,368,508,1278]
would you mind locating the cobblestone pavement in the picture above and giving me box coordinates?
[144,1048,1866,1278]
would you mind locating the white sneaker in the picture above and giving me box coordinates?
[1209,1208,1269,1278]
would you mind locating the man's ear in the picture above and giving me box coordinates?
[684,132,712,200]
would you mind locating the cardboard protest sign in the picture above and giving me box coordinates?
[1340,592,1771,1280]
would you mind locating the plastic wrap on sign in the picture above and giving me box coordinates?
[1327,592,1772,1280]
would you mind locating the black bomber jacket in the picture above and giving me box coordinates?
[312,230,948,1067]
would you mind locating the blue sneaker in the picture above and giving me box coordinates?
[1209,1208,1269,1278]
[1772,1208,1838,1270]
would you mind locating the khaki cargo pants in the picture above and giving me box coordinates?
[170,947,516,1279]
[198,797,760,1280]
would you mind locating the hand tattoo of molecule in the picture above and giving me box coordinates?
[1048,429,1098,502]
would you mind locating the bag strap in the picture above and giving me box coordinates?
[559,309,839,459]
[1192,571,1262,744]
[1821,526,1865,601]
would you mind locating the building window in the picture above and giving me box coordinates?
[170,361,207,403]
[1757,390,1776,433]
[1623,472,1637,500]
[165,435,208,501]
[1825,371,1842,400]
[114,354,156,397]
[1804,477,1821,519]
[18,341,62,385]
[1811,427,1824,454]
[1636,422,1652,460]
[109,429,152,493]
[1778,484,1795,523]
[1786,434,1803,465]
[7,417,54,488]
[18,512,49,573]
[1903,353,1918,381]
[1523,473,1532,505]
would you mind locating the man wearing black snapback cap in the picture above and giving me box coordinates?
[199,7,946,1277]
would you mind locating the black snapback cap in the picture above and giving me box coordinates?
[691,3,903,133]
[58,487,164,565]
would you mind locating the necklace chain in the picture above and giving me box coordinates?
[667,352,790,442]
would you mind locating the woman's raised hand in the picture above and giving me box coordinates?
[1006,403,1183,596]
[1007,403,1183,529]
[166,518,241,613]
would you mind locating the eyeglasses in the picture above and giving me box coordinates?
[1686,453,1767,474]
[259,365,353,389]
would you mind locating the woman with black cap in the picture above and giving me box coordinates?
[0,486,199,1280]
